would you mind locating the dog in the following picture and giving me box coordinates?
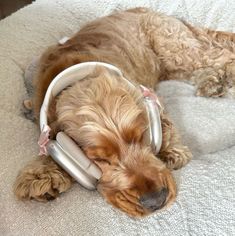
[14,7,235,217]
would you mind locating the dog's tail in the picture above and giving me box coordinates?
[206,29,235,50]
[182,20,235,53]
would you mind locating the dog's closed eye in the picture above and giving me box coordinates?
[93,157,111,165]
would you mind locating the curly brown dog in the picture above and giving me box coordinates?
[14,8,235,217]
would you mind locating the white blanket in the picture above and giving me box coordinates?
[0,0,235,235]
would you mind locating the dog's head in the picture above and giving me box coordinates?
[56,67,176,217]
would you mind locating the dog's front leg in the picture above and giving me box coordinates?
[158,113,192,170]
[14,156,73,201]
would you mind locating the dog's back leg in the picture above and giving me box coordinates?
[177,23,235,97]
[145,13,235,94]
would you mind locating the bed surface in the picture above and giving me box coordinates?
[0,0,235,235]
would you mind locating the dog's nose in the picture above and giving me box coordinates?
[139,188,168,211]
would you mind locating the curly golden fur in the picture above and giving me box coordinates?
[14,7,235,217]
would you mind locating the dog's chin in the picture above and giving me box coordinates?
[96,163,177,217]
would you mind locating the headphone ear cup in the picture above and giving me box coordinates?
[56,132,102,180]
[56,132,77,156]
[143,98,162,154]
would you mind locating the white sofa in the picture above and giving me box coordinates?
[0,0,235,235]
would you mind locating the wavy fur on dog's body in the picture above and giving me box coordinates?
[14,8,235,217]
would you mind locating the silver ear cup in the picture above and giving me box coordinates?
[46,132,102,190]
[143,98,162,155]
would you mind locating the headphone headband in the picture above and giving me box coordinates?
[40,62,123,131]
[39,62,162,154]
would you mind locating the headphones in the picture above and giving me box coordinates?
[38,62,162,190]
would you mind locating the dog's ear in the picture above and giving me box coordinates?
[121,111,148,144]
[83,132,120,166]
[84,144,120,172]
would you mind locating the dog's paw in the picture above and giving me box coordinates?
[192,68,229,98]
[196,75,227,97]
[14,158,73,202]
[159,146,192,170]
[22,99,36,122]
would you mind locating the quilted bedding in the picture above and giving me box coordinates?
[0,0,234,235]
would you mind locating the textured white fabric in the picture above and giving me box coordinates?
[0,0,235,235]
